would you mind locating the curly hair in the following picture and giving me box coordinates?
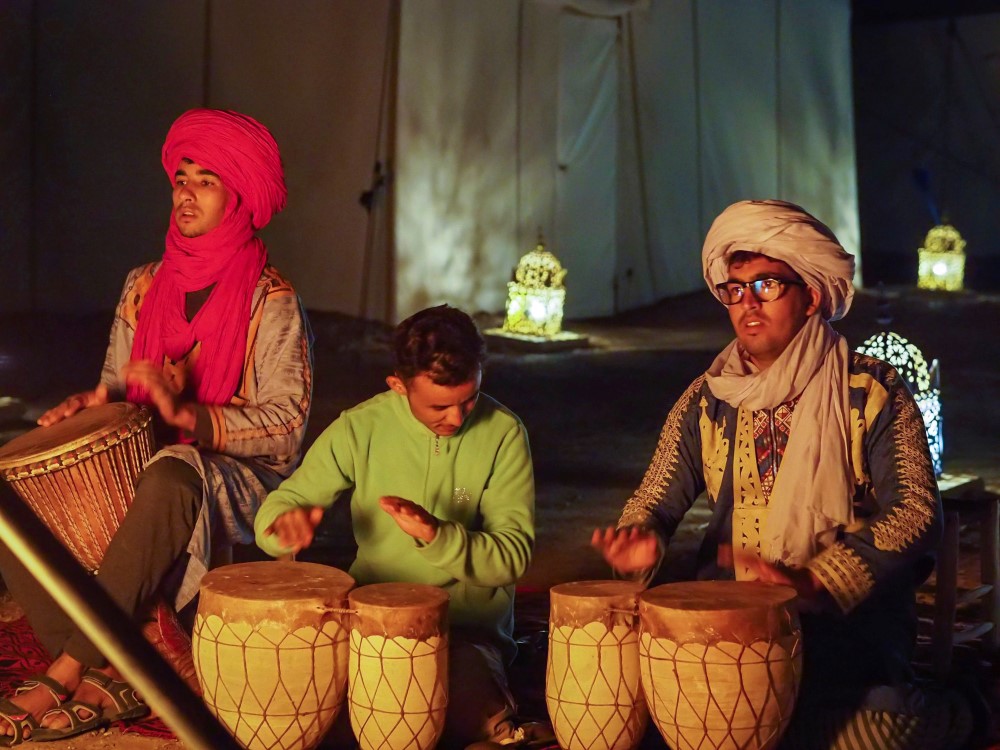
[393,305,486,385]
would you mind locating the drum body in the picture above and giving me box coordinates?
[192,561,355,750]
[638,581,801,750]
[546,580,648,750]
[348,582,449,750]
[0,402,154,572]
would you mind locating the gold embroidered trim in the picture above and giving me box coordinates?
[733,507,767,579]
[870,371,937,552]
[849,369,889,430]
[849,406,869,486]
[619,375,706,528]
[807,543,874,613]
[730,406,768,564]
[699,396,728,504]
[733,407,766,509]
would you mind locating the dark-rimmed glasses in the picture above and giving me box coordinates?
[714,278,806,305]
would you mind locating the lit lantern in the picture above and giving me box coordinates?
[502,236,568,338]
[856,332,943,476]
[917,224,965,291]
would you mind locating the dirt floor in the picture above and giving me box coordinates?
[1,286,998,748]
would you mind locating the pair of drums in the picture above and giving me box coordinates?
[546,579,802,750]
[192,562,449,750]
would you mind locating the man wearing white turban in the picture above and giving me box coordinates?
[593,201,976,749]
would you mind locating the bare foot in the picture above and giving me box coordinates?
[0,654,84,740]
[38,665,126,731]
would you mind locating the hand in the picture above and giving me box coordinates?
[379,496,439,544]
[263,507,325,554]
[591,526,660,574]
[122,360,196,431]
[735,551,826,609]
[37,384,110,426]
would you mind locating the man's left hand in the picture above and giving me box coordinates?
[379,496,439,544]
[736,552,826,611]
[122,360,197,432]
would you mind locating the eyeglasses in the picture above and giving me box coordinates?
[714,278,806,305]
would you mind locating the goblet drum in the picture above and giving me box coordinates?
[347,582,449,750]
[0,402,154,572]
[192,561,355,750]
[546,580,649,750]
[638,581,802,750]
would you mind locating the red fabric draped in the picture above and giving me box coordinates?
[127,110,286,407]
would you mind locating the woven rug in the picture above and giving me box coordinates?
[0,616,175,739]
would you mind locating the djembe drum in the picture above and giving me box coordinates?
[546,580,649,750]
[192,561,355,750]
[347,582,449,750]
[0,402,154,572]
[638,581,802,750]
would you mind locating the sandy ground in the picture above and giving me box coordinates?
[1,286,998,748]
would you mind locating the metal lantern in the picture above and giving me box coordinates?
[503,237,568,338]
[917,224,966,292]
[857,332,942,476]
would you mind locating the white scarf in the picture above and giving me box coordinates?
[706,314,854,567]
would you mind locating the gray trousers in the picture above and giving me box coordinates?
[0,457,203,667]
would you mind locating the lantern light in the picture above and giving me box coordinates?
[485,233,588,351]
[856,332,943,476]
[917,224,965,291]
[502,235,567,337]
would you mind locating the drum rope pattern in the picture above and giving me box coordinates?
[0,403,155,572]
[0,412,153,480]
[546,580,648,750]
[638,581,802,750]
[348,582,449,750]
[194,612,349,750]
[638,633,802,750]
[348,630,448,749]
[192,561,355,750]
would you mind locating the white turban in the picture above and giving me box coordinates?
[702,200,855,321]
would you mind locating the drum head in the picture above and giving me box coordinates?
[0,402,149,470]
[200,560,355,601]
[640,581,797,612]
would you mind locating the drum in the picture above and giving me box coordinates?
[347,582,449,750]
[192,561,355,750]
[546,580,649,750]
[638,581,802,750]
[0,402,154,572]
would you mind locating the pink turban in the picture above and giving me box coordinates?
[702,200,855,321]
[162,109,286,230]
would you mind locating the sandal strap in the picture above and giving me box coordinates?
[0,696,37,745]
[14,675,69,705]
[81,670,145,717]
[39,699,101,729]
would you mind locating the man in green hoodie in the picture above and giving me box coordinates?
[255,304,547,749]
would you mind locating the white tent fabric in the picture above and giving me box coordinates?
[394,0,859,321]
[2,1,857,321]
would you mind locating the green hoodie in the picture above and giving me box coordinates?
[254,390,534,659]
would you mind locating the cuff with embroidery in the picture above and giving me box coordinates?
[806,542,875,614]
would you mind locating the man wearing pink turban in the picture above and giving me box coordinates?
[0,110,312,743]
[593,201,979,748]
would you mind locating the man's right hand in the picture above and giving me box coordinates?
[591,525,660,574]
[263,507,325,554]
[37,384,110,427]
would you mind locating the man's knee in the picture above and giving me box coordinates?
[130,458,203,525]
